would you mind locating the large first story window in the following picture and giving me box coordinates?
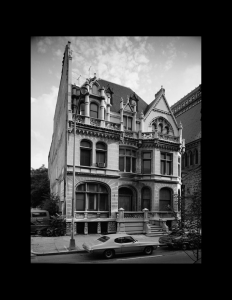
[159,188,172,211]
[76,182,109,211]
[119,148,136,172]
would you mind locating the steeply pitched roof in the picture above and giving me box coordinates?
[97,79,148,117]
[175,101,201,144]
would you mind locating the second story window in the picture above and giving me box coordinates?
[123,116,133,131]
[90,103,98,118]
[80,140,92,166]
[161,152,172,175]
[96,142,107,167]
[119,148,136,173]
[142,151,152,174]
[80,103,85,115]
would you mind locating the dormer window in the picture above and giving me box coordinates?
[90,103,98,118]
[123,116,132,131]
[92,84,98,95]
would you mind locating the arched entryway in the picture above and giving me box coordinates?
[118,187,136,211]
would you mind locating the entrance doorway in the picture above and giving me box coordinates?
[118,187,134,211]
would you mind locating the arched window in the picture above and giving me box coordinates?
[163,126,169,135]
[80,140,92,166]
[184,152,188,167]
[80,102,85,115]
[90,103,98,118]
[194,149,198,164]
[142,187,151,210]
[158,123,163,133]
[96,142,107,167]
[152,123,157,131]
[76,182,109,211]
[189,151,193,165]
[92,84,98,95]
[159,188,172,211]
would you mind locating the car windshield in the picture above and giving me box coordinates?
[97,236,110,243]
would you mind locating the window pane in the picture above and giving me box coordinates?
[143,160,151,173]
[119,157,124,171]
[160,200,170,211]
[80,149,91,166]
[76,194,85,210]
[81,141,91,148]
[90,103,98,112]
[90,103,98,118]
[132,150,136,156]
[161,153,165,159]
[87,184,97,192]
[160,189,171,200]
[161,161,165,174]
[90,111,98,118]
[142,199,150,210]
[96,142,106,150]
[88,194,96,210]
[143,152,151,159]
[96,151,105,163]
[126,157,131,172]
[143,188,150,199]
[99,194,108,211]
[167,161,171,175]
[99,185,107,193]
[132,157,136,173]
[166,154,171,160]
[126,150,131,156]
[128,117,132,130]
[123,116,127,129]
[80,103,85,115]
[77,184,85,191]
[119,149,125,155]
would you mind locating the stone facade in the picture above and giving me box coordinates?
[48,42,184,234]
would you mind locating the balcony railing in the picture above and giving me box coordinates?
[74,211,109,219]
[105,121,120,130]
[142,132,179,143]
[90,117,101,127]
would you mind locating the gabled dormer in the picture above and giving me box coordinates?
[143,86,179,136]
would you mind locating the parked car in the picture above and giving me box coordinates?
[159,229,201,250]
[82,233,159,259]
[30,221,50,235]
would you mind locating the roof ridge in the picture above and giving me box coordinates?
[171,84,201,108]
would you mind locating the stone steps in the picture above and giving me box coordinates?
[146,224,168,237]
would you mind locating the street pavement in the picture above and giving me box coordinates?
[31,233,161,256]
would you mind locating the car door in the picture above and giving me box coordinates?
[113,237,123,254]
[121,236,140,254]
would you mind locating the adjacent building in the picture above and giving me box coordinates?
[171,84,201,209]
[48,42,185,235]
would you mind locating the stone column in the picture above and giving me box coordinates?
[84,84,90,125]
[120,98,124,131]
[132,104,137,132]
[97,222,101,234]
[178,121,183,143]
[84,222,88,235]
[106,96,111,122]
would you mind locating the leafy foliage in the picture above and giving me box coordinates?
[41,192,60,216]
[31,165,50,208]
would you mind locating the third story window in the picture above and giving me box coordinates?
[161,152,172,175]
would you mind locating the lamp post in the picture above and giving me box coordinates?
[69,96,78,250]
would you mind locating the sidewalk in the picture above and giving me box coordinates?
[31,234,160,256]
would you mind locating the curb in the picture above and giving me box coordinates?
[31,249,87,256]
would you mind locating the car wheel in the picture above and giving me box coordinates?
[182,244,188,251]
[144,246,153,255]
[104,249,114,259]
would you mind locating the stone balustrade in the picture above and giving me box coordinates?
[74,211,109,219]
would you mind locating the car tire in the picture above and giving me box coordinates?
[144,246,153,255]
[182,244,188,251]
[104,249,114,259]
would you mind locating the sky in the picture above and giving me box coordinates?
[31,36,201,169]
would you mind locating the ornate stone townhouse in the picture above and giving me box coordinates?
[170,84,201,208]
[48,42,185,235]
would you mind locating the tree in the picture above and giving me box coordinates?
[167,183,201,263]
[31,165,50,208]
[41,192,60,216]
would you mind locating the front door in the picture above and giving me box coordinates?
[118,195,132,211]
